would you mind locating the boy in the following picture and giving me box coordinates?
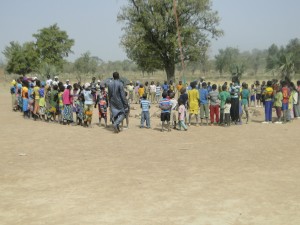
[94,84,108,127]
[199,82,209,125]
[218,85,230,126]
[208,84,219,125]
[140,93,150,128]
[159,92,171,132]
[169,92,178,129]
[281,81,290,123]
[241,82,250,124]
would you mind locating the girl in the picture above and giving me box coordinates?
[39,82,46,121]
[273,85,283,124]
[149,81,156,103]
[187,81,199,126]
[62,85,73,125]
[22,80,30,118]
[255,81,262,107]
[177,99,187,131]
[94,84,108,127]
[58,85,65,124]
[224,98,231,126]
[33,80,40,120]
[241,82,250,124]
[83,83,94,127]
[74,94,84,126]
[262,81,273,124]
[250,84,256,107]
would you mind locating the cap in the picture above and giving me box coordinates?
[54,76,58,79]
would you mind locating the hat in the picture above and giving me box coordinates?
[54,76,58,79]
[33,77,37,80]
[11,80,16,86]
[97,80,101,83]
[66,79,69,82]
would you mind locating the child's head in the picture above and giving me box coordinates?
[178,98,183,105]
[222,85,227,91]
[169,92,175,99]
[208,82,211,86]
[53,85,58,91]
[251,84,254,89]
[297,80,300,86]
[190,81,197,89]
[142,93,147,99]
[212,84,217,90]
[226,98,231,104]
[242,82,247,89]
[202,82,207,88]
[162,91,167,98]
[139,84,144,88]
[151,81,154,85]
[267,80,272,87]
[157,81,160,86]
[180,87,186,94]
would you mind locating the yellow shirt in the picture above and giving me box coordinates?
[33,86,40,100]
[188,89,199,114]
[138,87,145,97]
[22,87,28,98]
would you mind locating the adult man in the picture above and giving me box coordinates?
[107,72,128,133]
[52,76,59,86]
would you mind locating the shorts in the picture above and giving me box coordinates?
[161,112,170,122]
[256,94,261,101]
[250,95,255,101]
[282,103,288,110]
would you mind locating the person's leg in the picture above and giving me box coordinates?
[264,101,269,121]
[215,105,220,124]
[145,111,150,128]
[140,111,145,127]
[205,104,209,125]
[180,120,188,130]
[114,113,125,132]
[209,105,214,124]
[219,108,224,125]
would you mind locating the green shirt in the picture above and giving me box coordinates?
[241,89,250,105]
[274,92,283,107]
[218,91,230,109]
[50,90,58,107]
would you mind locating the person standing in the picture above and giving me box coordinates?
[108,72,128,133]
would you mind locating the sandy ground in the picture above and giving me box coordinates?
[0,86,299,225]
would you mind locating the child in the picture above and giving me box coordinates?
[241,82,250,124]
[187,81,199,126]
[199,82,209,125]
[208,84,219,125]
[177,99,187,131]
[94,84,108,127]
[57,85,65,124]
[273,85,283,124]
[281,81,290,123]
[250,84,256,107]
[262,81,274,124]
[159,91,171,132]
[155,82,162,103]
[169,92,178,129]
[218,85,230,126]
[255,81,262,107]
[124,92,130,128]
[10,80,17,111]
[75,94,84,126]
[138,84,145,102]
[83,83,94,127]
[149,81,156,103]
[178,88,188,124]
[21,80,30,118]
[224,98,231,126]
[295,80,300,118]
[140,93,151,128]
[47,85,58,122]
[62,85,73,125]
[39,82,46,121]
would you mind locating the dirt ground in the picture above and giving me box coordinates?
[0,85,299,225]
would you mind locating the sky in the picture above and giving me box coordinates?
[1,0,300,63]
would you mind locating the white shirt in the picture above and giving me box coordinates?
[150,84,156,93]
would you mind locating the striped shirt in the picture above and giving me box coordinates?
[140,99,150,111]
[156,86,162,96]
[159,98,171,113]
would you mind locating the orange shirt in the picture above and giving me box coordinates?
[138,87,145,97]
[22,87,28,99]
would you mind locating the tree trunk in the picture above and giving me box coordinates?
[165,63,175,82]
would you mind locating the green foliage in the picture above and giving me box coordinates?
[3,41,39,75]
[214,47,239,75]
[74,52,98,74]
[285,38,300,73]
[33,23,74,71]
[39,63,57,78]
[278,53,294,80]
[118,0,223,81]
[3,24,74,76]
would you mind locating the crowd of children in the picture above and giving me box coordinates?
[9,75,300,132]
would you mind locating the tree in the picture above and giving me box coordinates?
[118,0,223,81]
[278,53,294,80]
[214,47,239,75]
[3,41,39,75]
[33,23,74,71]
[285,38,300,73]
[74,52,98,74]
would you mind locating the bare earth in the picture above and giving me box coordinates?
[0,86,299,225]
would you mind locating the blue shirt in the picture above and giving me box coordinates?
[199,88,208,104]
[162,84,169,92]
[140,99,150,111]
[159,98,171,113]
